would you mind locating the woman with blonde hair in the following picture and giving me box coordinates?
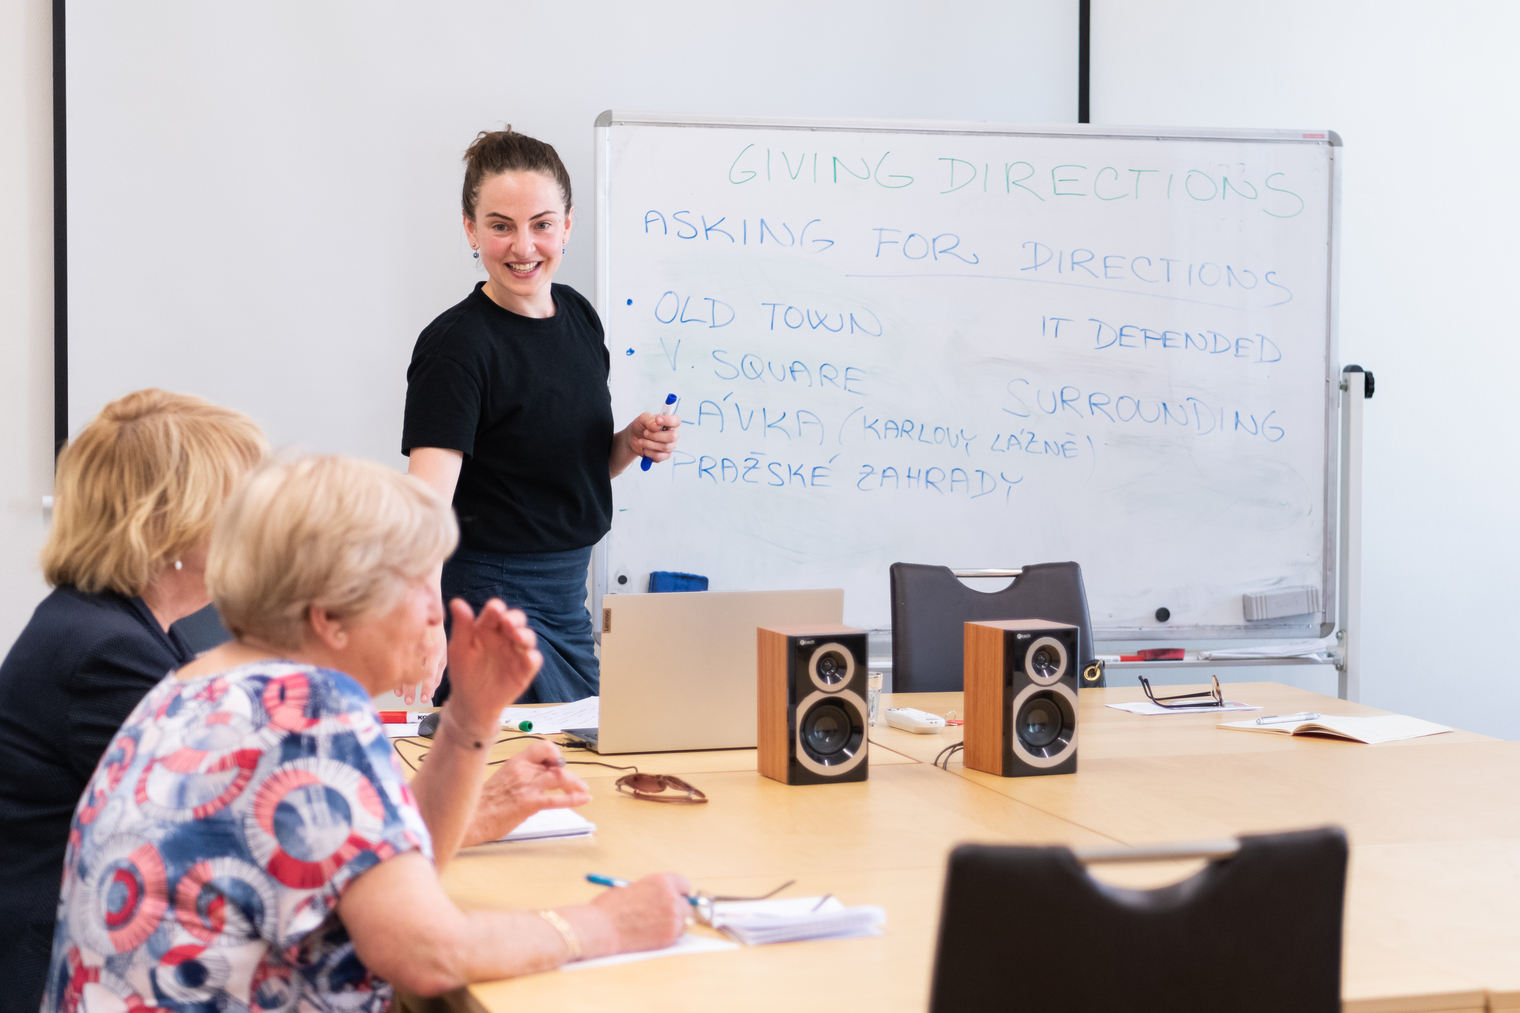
[42,453,688,1013]
[0,389,266,1013]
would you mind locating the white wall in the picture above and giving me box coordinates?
[1093,0,1520,738]
[61,0,1079,466]
[0,0,57,653]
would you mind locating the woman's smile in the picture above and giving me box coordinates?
[465,170,572,318]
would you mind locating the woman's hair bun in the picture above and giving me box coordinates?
[462,126,572,219]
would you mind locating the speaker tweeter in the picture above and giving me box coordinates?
[963,619,1080,777]
[758,625,870,785]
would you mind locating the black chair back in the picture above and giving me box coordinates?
[889,561,1096,692]
[929,827,1348,1013]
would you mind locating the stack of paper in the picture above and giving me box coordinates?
[488,807,596,844]
[1198,640,1331,661]
[708,896,885,945]
[500,697,600,734]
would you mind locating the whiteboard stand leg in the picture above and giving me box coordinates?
[1337,367,1367,702]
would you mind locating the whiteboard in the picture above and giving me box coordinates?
[597,113,1341,639]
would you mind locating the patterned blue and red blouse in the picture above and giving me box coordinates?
[42,661,433,1013]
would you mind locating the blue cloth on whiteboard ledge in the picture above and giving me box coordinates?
[648,571,709,593]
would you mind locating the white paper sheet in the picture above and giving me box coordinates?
[385,722,421,738]
[561,932,737,970]
[488,807,596,844]
[1107,701,1262,716]
[501,697,600,734]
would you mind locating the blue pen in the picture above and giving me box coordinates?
[586,873,703,907]
[639,394,678,471]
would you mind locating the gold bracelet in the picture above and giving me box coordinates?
[537,909,582,963]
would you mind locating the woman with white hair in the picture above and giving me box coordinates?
[41,454,688,1013]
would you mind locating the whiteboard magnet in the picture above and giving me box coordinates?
[1155,608,1171,622]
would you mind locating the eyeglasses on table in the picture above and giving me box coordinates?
[1138,673,1224,709]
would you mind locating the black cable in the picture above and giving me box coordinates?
[394,743,422,772]
[933,742,965,770]
[485,735,558,765]
[395,733,554,770]
[564,759,640,773]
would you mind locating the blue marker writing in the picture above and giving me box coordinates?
[640,393,678,471]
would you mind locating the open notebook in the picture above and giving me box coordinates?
[1220,713,1451,745]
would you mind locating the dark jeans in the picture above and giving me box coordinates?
[433,545,599,706]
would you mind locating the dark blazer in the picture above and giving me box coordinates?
[0,587,195,1013]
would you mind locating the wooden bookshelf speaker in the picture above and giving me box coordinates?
[963,619,1080,777]
[758,625,869,785]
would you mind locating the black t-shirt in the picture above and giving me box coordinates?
[0,586,193,1013]
[403,283,614,553]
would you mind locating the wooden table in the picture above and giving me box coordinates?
[397,683,1518,1013]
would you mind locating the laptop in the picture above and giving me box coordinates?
[565,588,844,753]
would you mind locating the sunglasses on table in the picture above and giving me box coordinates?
[1138,673,1225,709]
[614,772,708,804]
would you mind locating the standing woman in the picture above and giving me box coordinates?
[404,128,679,704]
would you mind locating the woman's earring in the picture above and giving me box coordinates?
[561,246,566,254]
[472,249,480,259]
[174,560,183,571]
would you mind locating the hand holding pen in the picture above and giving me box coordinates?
[588,874,704,908]
[583,872,694,951]
[639,393,681,471]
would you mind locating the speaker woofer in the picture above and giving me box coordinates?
[807,642,856,693]
[1007,682,1077,768]
[794,689,868,776]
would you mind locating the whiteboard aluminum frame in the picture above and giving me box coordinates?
[593,110,1343,643]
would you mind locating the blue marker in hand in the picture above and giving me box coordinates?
[640,393,678,471]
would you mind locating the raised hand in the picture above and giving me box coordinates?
[445,598,542,726]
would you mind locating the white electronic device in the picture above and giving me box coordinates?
[885,708,946,734]
[577,588,845,753]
